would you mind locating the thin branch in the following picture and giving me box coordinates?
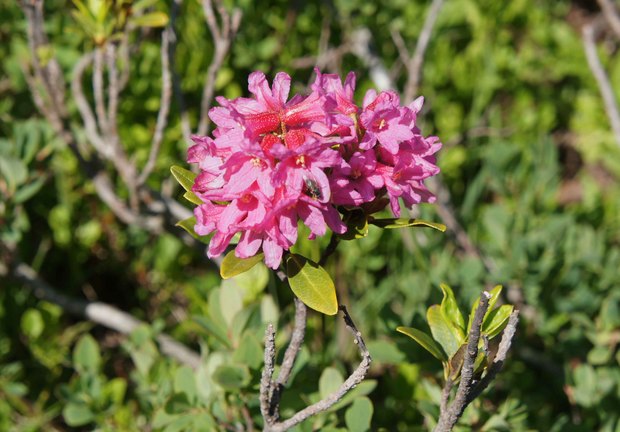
[197,0,242,136]
[466,310,520,403]
[138,22,174,185]
[598,0,620,39]
[434,291,492,432]
[582,21,620,148]
[106,43,120,142]
[403,0,445,103]
[260,324,277,424]
[349,27,394,91]
[2,261,201,369]
[268,298,307,420]
[264,305,372,432]
[93,47,110,137]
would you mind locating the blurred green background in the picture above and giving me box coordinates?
[1,0,620,431]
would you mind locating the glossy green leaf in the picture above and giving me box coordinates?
[286,254,338,315]
[396,326,447,361]
[73,334,101,374]
[63,403,94,427]
[130,12,169,28]
[345,397,373,432]
[427,305,460,358]
[220,250,265,279]
[211,364,251,390]
[440,284,465,333]
[467,285,502,334]
[183,190,203,205]
[369,217,446,232]
[175,217,211,244]
[482,304,514,339]
[170,165,196,192]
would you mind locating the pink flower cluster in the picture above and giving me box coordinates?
[188,70,441,269]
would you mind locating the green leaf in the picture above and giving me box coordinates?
[63,403,94,427]
[129,12,169,28]
[369,217,446,232]
[447,344,467,379]
[327,380,377,413]
[396,326,447,361]
[232,332,263,370]
[211,364,251,390]
[286,254,338,315]
[440,284,465,334]
[170,165,196,192]
[182,190,203,205]
[427,305,460,358]
[319,367,344,399]
[467,285,503,334]
[482,304,514,339]
[13,177,46,204]
[220,250,265,279]
[345,397,373,432]
[174,366,197,404]
[73,334,101,374]
[367,339,405,363]
[175,217,211,244]
[21,308,44,339]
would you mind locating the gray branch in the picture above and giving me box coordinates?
[435,294,520,432]
[403,0,445,103]
[1,261,201,370]
[582,20,620,148]
[261,305,371,432]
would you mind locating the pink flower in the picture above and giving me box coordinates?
[186,70,441,269]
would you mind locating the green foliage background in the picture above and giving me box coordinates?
[1,0,620,431]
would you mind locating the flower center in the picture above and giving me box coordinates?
[296,155,306,167]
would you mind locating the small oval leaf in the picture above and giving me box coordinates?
[482,304,514,338]
[427,305,461,358]
[220,250,265,279]
[170,165,197,192]
[396,326,447,361]
[183,190,203,205]
[440,284,465,334]
[129,12,169,28]
[286,254,338,315]
[369,217,446,232]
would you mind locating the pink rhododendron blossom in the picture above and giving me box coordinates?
[188,70,441,269]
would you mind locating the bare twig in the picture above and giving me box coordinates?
[434,291,492,432]
[93,47,109,138]
[466,310,520,403]
[2,261,201,369]
[582,21,620,148]
[260,324,277,424]
[403,0,445,103]
[106,43,120,141]
[262,305,372,432]
[138,19,174,185]
[267,298,307,420]
[349,28,393,91]
[197,0,242,136]
[598,0,620,39]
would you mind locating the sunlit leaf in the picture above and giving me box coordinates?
[427,305,461,358]
[220,250,265,279]
[396,326,447,361]
[286,254,338,315]
[170,165,196,192]
[73,334,101,374]
[183,190,202,205]
[345,397,373,432]
[369,217,446,232]
[467,285,502,334]
[440,284,465,334]
[211,364,251,390]
[482,304,514,339]
[130,12,169,28]
[63,403,94,427]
